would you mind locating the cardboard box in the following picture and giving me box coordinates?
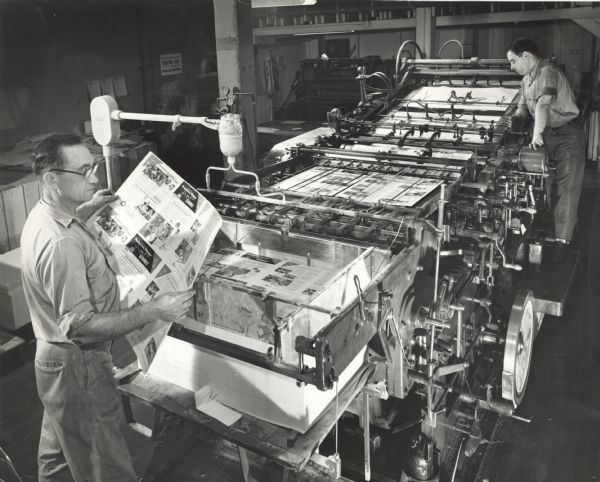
[0,248,30,331]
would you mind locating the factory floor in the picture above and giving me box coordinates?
[1,169,600,482]
[474,167,600,482]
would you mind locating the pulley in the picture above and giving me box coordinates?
[502,289,535,407]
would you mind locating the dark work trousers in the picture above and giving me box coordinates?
[542,120,586,242]
[35,340,137,482]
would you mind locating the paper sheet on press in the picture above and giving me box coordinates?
[272,165,442,207]
[194,385,241,426]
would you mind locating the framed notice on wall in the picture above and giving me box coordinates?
[160,53,183,76]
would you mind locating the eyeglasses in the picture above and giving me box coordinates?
[48,161,103,181]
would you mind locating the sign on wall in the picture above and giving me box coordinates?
[160,53,183,76]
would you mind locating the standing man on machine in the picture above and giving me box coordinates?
[21,133,194,481]
[507,37,585,262]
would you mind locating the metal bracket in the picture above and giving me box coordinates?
[364,380,389,400]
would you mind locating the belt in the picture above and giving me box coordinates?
[37,339,111,352]
[545,118,580,133]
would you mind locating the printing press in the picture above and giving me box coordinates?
[93,52,579,482]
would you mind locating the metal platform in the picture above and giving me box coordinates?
[519,248,580,317]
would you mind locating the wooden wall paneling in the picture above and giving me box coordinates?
[110,154,123,190]
[474,28,486,58]
[561,22,577,89]
[568,21,591,91]
[551,22,563,61]
[22,180,40,215]
[0,193,10,254]
[2,186,27,250]
[490,25,506,58]
[359,31,404,59]
[462,27,474,58]
[570,22,582,91]
[401,28,415,43]
[491,26,500,58]
[126,148,137,179]
[496,25,509,58]
[560,21,569,65]
[436,28,465,58]
[117,153,129,187]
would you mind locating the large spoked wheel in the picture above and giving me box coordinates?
[502,290,535,407]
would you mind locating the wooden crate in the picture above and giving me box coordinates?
[0,180,41,254]
[0,248,29,331]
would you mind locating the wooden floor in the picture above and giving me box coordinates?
[1,168,600,482]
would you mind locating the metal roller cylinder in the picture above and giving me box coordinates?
[517,146,547,174]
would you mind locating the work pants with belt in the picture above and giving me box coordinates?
[35,339,137,482]
[543,120,586,242]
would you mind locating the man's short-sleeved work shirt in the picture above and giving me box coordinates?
[20,200,120,344]
[518,58,579,128]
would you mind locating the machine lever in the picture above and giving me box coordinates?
[434,362,469,379]
[354,275,367,322]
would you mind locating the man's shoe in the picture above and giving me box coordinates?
[549,242,569,264]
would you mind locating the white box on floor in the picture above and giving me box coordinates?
[149,334,366,433]
[0,248,29,331]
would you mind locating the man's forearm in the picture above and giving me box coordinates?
[533,102,550,137]
[68,303,158,345]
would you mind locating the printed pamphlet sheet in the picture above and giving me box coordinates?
[201,248,333,302]
[87,152,222,371]
[272,165,442,207]
[194,248,335,346]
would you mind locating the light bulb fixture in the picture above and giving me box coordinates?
[252,0,316,7]
[293,30,355,36]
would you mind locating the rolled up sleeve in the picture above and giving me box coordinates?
[39,238,95,341]
[537,68,558,99]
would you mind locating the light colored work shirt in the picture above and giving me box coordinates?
[20,199,120,344]
[518,58,579,128]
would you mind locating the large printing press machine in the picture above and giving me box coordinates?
[93,53,579,482]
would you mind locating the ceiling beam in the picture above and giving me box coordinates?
[436,5,600,28]
[572,18,600,38]
[253,17,416,37]
[252,5,600,38]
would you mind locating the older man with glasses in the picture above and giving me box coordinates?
[20,133,194,481]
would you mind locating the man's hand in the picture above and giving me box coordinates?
[148,290,195,323]
[529,131,545,150]
[77,189,118,221]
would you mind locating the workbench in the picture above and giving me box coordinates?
[117,362,375,481]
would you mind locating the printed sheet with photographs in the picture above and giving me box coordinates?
[196,246,362,359]
[196,247,334,347]
[194,245,373,365]
[272,165,443,207]
[87,152,222,371]
[201,248,333,302]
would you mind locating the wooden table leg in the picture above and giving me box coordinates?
[363,391,371,482]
